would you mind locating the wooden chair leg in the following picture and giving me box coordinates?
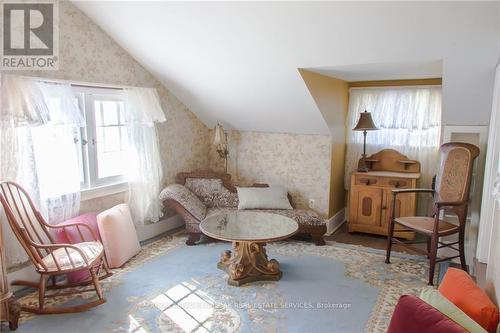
[89,267,104,300]
[385,220,395,264]
[39,274,47,310]
[426,237,431,258]
[459,227,468,272]
[102,255,112,275]
[8,297,21,330]
[428,234,438,286]
[22,265,107,315]
[92,257,113,281]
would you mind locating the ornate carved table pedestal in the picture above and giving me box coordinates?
[200,211,298,286]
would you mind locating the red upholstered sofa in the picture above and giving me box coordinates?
[387,295,468,333]
[388,268,499,333]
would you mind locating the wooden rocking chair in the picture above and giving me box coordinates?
[0,181,112,314]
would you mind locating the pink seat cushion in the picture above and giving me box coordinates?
[55,213,101,283]
[55,213,100,243]
[97,204,141,268]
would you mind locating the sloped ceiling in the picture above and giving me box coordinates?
[309,60,443,82]
[73,1,500,134]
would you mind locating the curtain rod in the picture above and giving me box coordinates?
[4,73,143,90]
[70,83,123,90]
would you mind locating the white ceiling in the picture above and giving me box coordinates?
[308,60,443,82]
[73,2,500,134]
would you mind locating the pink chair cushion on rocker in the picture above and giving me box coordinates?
[97,204,141,268]
[55,212,101,283]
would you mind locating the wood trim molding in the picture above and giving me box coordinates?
[176,170,237,192]
[359,149,421,173]
[349,78,442,88]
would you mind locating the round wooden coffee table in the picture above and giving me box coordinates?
[200,211,298,286]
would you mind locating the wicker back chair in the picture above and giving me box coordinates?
[0,181,112,314]
[385,143,480,285]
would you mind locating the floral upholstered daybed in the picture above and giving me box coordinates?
[159,171,327,246]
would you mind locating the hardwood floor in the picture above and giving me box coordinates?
[170,223,427,255]
[326,223,477,282]
[325,223,427,255]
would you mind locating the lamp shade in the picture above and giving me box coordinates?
[213,123,227,145]
[353,110,378,131]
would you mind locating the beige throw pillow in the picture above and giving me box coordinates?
[237,186,293,210]
[419,288,488,333]
[97,204,141,268]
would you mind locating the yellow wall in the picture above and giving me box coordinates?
[299,70,349,217]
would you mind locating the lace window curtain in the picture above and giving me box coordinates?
[0,74,83,266]
[123,87,167,225]
[345,86,442,190]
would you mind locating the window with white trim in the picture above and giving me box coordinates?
[74,87,127,190]
[344,86,442,190]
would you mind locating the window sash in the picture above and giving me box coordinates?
[74,93,89,188]
[73,87,126,190]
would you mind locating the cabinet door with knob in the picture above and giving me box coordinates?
[350,187,384,230]
[348,171,418,239]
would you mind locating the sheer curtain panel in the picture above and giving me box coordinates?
[345,86,442,190]
[0,74,83,266]
[124,87,167,224]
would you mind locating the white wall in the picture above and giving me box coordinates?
[481,64,500,305]
[74,2,500,133]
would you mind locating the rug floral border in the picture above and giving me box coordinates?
[16,233,432,333]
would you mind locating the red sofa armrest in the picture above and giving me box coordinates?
[387,295,467,333]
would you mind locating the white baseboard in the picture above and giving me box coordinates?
[136,214,184,242]
[7,214,185,292]
[325,208,346,236]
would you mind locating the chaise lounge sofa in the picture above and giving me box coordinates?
[160,170,327,246]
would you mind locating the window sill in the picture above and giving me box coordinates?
[80,182,129,202]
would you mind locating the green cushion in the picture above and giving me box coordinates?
[420,288,488,333]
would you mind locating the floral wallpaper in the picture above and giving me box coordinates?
[3,0,333,227]
[208,130,332,217]
[3,0,210,214]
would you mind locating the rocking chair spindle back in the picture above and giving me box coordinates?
[0,181,112,314]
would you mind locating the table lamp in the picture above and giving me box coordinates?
[353,110,378,172]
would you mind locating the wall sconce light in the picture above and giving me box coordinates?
[213,123,229,173]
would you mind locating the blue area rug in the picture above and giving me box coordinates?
[14,234,431,333]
